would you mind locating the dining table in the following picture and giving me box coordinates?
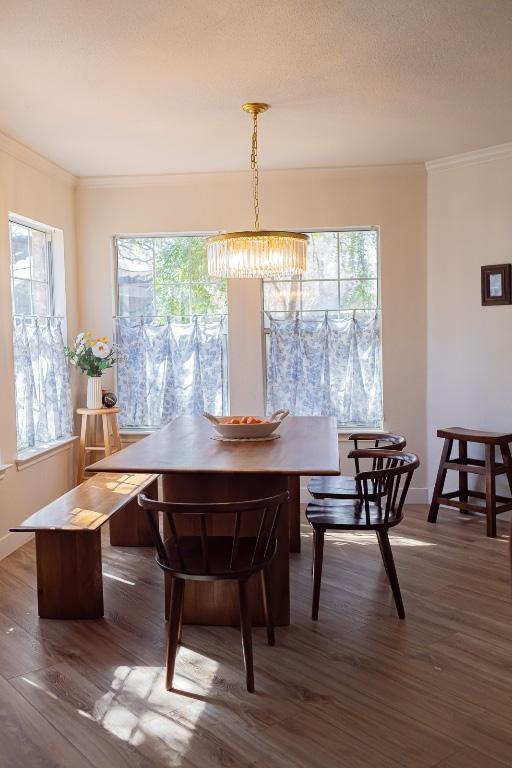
[89,415,340,626]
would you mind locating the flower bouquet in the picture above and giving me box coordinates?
[65,331,117,409]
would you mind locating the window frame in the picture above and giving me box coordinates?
[9,217,56,321]
[261,226,382,429]
[112,232,230,423]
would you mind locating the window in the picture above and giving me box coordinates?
[263,229,383,428]
[114,236,228,428]
[10,221,54,317]
[9,218,73,451]
[116,236,227,319]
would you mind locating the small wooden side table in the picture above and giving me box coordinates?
[77,407,122,484]
[428,427,512,537]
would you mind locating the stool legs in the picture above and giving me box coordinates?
[484,444,497,538]
[77,414,88,484]
[428,438,453,523]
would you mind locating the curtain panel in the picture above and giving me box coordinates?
[13,318,73,450]
[116,317,226,428]
[266,311,383,428]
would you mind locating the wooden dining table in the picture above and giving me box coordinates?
[89,415,340,626]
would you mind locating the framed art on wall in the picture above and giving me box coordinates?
[481,264,512,306]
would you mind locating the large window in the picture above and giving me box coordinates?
[115,236,228,428]
[9,218,72,451]
[263,229,383,428]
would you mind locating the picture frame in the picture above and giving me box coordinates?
[481,264,511,306]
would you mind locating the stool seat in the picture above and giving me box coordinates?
[428,427,512,537]
[437,427,512,444]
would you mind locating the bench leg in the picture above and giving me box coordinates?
[35,530,103,619]
[109,479,159,547]
[427,438,453,523]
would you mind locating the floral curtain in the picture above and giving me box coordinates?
[13,318,73,450]
[266,311,383,428]
[116,317,226,428]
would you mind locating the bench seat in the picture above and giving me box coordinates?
[10,472,159,619]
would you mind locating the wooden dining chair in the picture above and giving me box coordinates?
[307,432,406,500]
[305,450,419,621]
[138,490,289,693]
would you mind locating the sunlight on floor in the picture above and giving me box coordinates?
[92,650,219,750]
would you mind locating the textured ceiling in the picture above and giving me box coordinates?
[1,0,511,176]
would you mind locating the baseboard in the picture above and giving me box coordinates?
[299,484,428,504]
[0,531,34,561]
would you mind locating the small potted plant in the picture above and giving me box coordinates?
[65,331,117,409]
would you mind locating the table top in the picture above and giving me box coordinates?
[89,415,340,476]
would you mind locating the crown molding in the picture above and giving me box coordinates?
[77,162,424,190]
[0,131,76,187]
[426,143,512,172]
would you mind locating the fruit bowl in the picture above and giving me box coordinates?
[204,410,289,440]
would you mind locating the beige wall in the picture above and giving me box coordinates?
[77,164,428,493]
[426,151,512,495]
[0,135,78,558]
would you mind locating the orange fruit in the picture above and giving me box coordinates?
[230,418,240,424]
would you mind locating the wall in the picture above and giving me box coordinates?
[0,134,78,558]
[77,164,427,494]
[426,146,512,496]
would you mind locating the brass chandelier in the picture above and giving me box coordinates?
[207,103,308,278]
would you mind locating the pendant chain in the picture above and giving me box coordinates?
[250,113,260,231]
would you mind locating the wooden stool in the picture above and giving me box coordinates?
[77,407,122,484]
[428,427,512,537]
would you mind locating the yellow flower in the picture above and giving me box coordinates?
[100,336,108,343]
[85,330,92,338]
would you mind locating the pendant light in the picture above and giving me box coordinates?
[207,103,308,278]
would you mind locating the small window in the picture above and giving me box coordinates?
[10,221,54,318]
[9,218,72,451]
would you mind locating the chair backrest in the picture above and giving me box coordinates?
[349,449,419,526]
[348,433,407,474]
[137,490,289,578]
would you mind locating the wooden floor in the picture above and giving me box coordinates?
[0,505,511,768]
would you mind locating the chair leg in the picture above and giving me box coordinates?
[170,577,184,644]
[166,577,185,690]
[238,579,254,693]
[376,531,390,580]
[238,579,255,692]
[260,568,275,647]
[376,530,405,619]
[312,527,325,621]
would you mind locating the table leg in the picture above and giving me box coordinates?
[162,473,290,626]
[35,530,103,619]
[109,479,159,546]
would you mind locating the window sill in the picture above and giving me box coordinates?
[0,463,13,480]
[16,436,78,472]
[120,428,156,443]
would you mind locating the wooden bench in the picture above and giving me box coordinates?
[10,472,159,619]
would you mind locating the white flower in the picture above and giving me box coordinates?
[91,341,110,359]
[75,332,86,353]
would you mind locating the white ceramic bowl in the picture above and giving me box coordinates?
[211,416,282,440]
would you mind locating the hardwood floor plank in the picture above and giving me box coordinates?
[1,504,511,768]
[0,675,93,768]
